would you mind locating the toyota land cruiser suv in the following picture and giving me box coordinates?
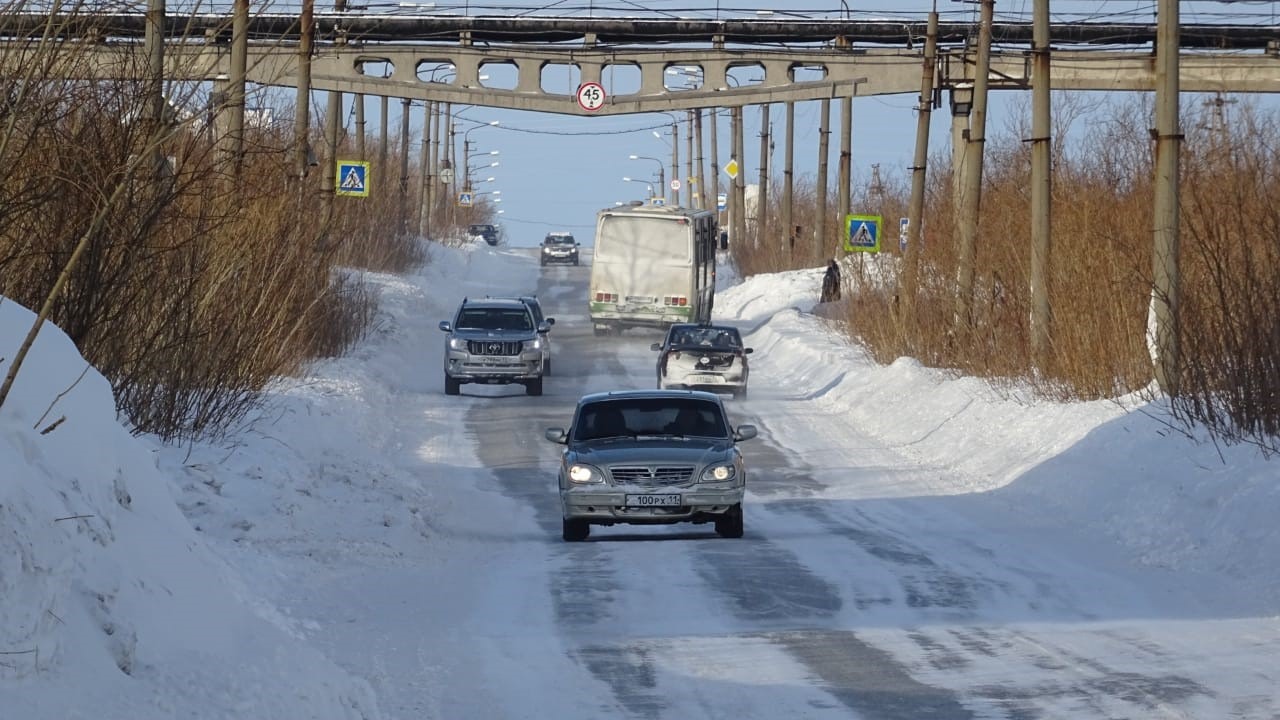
[440,297,549,395]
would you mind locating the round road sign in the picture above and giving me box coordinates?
[670,179,681,191]
[576,82,606,112]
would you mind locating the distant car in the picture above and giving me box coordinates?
[439,297,549,396]
[545,389,758,541]
[651,323,752,399]
[540,232,580,266]
[468,224,500,246]
[488,295,555,375]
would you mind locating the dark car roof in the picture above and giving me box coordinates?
[460,298,529,311]
[576,389,724,405]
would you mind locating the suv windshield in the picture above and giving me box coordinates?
[456,307,533,332]
[574,398,727,441]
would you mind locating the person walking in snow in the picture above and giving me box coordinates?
[820,259,842,303]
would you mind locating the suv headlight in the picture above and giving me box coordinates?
[701,464,737,483]
[448,338,468,351]
[568,464,603,484]
[529,337,544,350]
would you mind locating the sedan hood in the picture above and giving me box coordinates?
[570,438,733,467]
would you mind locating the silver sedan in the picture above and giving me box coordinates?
[545,389,758,541]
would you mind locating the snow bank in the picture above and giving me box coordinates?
[0,297,379,719]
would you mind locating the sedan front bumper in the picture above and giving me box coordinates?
[561,484,743,524]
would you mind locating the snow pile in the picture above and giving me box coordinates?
[0,298,379,719]
[715,261,1280,605]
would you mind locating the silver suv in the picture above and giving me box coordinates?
[545,389,758,541]
[440,297,549,396]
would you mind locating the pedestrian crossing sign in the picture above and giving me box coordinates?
[844,214,882,253]
[335,160,371,198]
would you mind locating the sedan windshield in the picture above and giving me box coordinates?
[575,398,727,441]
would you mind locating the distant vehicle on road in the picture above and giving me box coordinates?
[588,203,716,336]
[540,232,580,266]
[439,297,549,396]
[468,224,500,246]
[545,389,758,541]
[652,323,752,399]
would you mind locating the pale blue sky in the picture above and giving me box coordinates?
[314,1,1279,247]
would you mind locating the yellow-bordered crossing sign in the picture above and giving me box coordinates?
[336,160,371,198]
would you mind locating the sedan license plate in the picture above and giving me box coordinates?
[624,493,682,507]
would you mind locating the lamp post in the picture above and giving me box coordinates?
[622,176,657,201]
[463,119,499,191]
[628,155,664,200]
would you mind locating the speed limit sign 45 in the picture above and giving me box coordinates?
[576,82,606,112]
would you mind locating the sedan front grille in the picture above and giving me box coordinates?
[468,340,523,356]
[609,465,696,486]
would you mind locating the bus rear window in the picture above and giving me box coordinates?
[595,217,690,263]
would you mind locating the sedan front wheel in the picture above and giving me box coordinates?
[562,518,589,542]
[715,504,744,539]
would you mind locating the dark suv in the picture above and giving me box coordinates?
[540,232,579,266]
[439,297,549,395]
[469,224,499,246]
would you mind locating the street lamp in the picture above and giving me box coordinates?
[628,155,664,198]
[622,176,656,200]
[463,120,499,190]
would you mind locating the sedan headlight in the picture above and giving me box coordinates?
[568,464,603,484]
[447,338,468,350]
[701,464,737,482]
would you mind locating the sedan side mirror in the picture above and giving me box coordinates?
[545,427,568,444]
[650,343,663,351]
[439,321,453,332]
[733,424,758,442]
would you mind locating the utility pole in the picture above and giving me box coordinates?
[686,109,696,207]
[293,0,313,184]
[424,101,436,239]
[669,118,679,206]
[757,104,770,246]
[955,0,994,328]
[694,110,706,210]
[144,0,166,175]
[416,102,430,237]
[399,97,411,237]
[710,109,721,227]
[901,9,938,327]
[226,0,247,179]
[1151,0,1181,394]
[837,95,852,235]
[1030,0,1053,365]
[733,106,746,248]
[378,95,388,191]
[355,94,366,160]
[815,98,831,263]
[783,101,794,255]
[321,0,347,201]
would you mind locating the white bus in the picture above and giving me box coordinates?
[589,203,718,335]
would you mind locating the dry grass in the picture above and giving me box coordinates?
[0,14,453,441]
[733,94,1280,450]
